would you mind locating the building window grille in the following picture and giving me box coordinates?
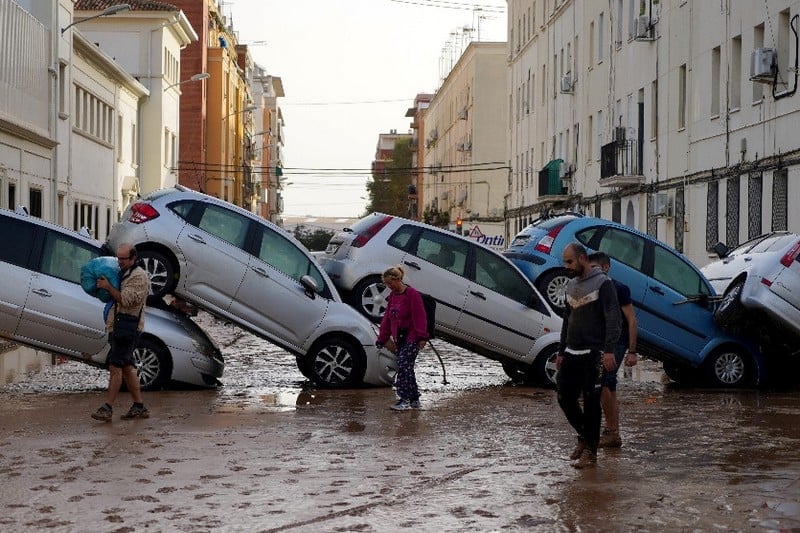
[726,176,741,248]
[674,186,685,253]
[772,169,788,231]
[747,172,762,239]
[706,181,719,251]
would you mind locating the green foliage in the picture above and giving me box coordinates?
[364,138,414,217]
[292,224,335,251]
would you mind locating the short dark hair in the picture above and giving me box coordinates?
[565,242,588,259]
[588,251,610,267]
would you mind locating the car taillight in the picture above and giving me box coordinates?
[779,239,800,267]
[128,203,160,224]
[352,215,393,248]
[533,225,566,254]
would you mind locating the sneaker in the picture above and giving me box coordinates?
[121,404,150,420]
[572,449,597,469]
[599,429,622,448]
[91,404,112,422]
[390,400,412,411]
[409,400,421,409]
[569,439,586,460]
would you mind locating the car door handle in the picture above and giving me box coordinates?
[188,233,206,244]
[469,290,486,300]
[649,286,664,295]
[403,260,421,270]
[250,266,269,277]
[32,289,52,298]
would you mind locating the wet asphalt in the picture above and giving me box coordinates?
[1,313,799,532]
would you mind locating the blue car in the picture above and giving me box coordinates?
[503,214,764,388]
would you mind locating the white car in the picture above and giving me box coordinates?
[0,208,224,390]
[106,186,394,388]
[702,232,800,342]
[318,213,563,386]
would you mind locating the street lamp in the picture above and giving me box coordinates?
[61,4,131,34]
[222,104,258,121]
[163,72,210,91]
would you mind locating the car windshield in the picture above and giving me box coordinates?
[748,233,797,254]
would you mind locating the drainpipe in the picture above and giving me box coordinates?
[774,14,799,100]
[49,1,60,223]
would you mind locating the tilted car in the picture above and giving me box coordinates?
[106,186,393,388]
[317,213,563,387]
[0,208,223,390]
[504,214,765,388]
[701,232,800,350]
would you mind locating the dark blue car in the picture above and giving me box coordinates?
[504,214,764,387]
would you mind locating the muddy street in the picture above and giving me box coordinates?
[1,316,799,532]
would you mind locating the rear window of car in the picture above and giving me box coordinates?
[349,214,391,237]
[532,215,579,230]
[749,234,797,253]
[0,215,36,267]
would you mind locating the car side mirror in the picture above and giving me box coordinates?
[300,275,318,299]
[713,241,729,259]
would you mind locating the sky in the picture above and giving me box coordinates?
[227,0,507,218]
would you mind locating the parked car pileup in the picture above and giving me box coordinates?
[0,207,224,390]
[701,232,800,357]
[317,212,564,387]
[504,213,766,388]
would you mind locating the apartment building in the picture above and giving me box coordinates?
[422,41,509,250]
[507,0,799,267]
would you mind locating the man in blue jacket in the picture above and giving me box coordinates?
[556,243,621,468]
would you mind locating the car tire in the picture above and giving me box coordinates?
[351,276,389,323]
[303,338,366,388]
[502,363,527,383]
[704,346,751,388]
[714,281,746,330]
[133,336,172,391]
[662,361,698,386]
[536,269,571,316]
[532,345,559,388]
[138,250,177,300]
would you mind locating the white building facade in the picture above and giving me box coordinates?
[506,0,800,267]
[422,42,509,251]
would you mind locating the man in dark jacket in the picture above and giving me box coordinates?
[556,242,621,468]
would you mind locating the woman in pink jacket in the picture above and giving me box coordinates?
[376,265,428,411]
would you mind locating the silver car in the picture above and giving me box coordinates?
[106,186,393,388]
[318,213,564,386]
[702,232,800,343]
[0,208,223,390]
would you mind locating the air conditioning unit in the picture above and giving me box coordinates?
[750,48,777,83]
[560,73,574,93]
[653,192,673,217]
[635,15,651,40]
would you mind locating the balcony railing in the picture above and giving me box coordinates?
[600,139,644,186]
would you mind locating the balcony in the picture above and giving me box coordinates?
[538,159,569,197]
[600,139,644,187]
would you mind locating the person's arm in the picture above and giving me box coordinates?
[621,303,638,366]
[600,280,622,371]
[375,294,392,348]
[408,288,428,348]
[556,304,570,370]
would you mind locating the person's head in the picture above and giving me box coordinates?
[562,242,590,277]
[382,265,406,292]
[116,243,137,270]
[587,251,611,273]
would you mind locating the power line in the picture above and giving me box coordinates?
[281,98,413,106]
[388,0,505,13]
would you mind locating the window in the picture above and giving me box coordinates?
[596,110,603,160]
[616,0,623,47]
[726,176,741,248]
[473,246,535,305]
[731,36,742,109]
[651,80,658,138]
[58,62,67,117]
[628,0,636,40]
[652,245,709,297]
[9,183,16,210]
[0,216,35,267]
[778,10,790,86]
[706,181,719,251]
[678,64,687,129]
[29,188,42,218]
[748,172,763,239]
[73,85,113,144]
[117,115,124,162]
[711,46,721,116]
[772,169,788,231]
[196,204,250,248]
[589,22,595,66]
[594,228,645,270]
[40,231,99,285]
[131,123,138,165]
[598,13,605,61]
[252,226,326,292]
[414,230,468,277]
[753,24,765,102]
[587,115,594,161]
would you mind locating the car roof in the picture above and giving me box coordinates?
[0,207,101,249]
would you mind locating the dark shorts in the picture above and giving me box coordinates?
[601,345,627,391]
[106,332,138,368]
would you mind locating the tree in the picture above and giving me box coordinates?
[363,138,413,217]
[292,224,335,251]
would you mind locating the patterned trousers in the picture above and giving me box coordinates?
[395,340,421,402]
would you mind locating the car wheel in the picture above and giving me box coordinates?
[502,363,527,383]
[351,276,389,323]
[133,337,172,391]
[704,347,751,388]
[138,250,177,300]
[536,269,571,315]
[532,345,559,388]
[714,281,746,329]
[662,362,698,386]
[303,338,366,388]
